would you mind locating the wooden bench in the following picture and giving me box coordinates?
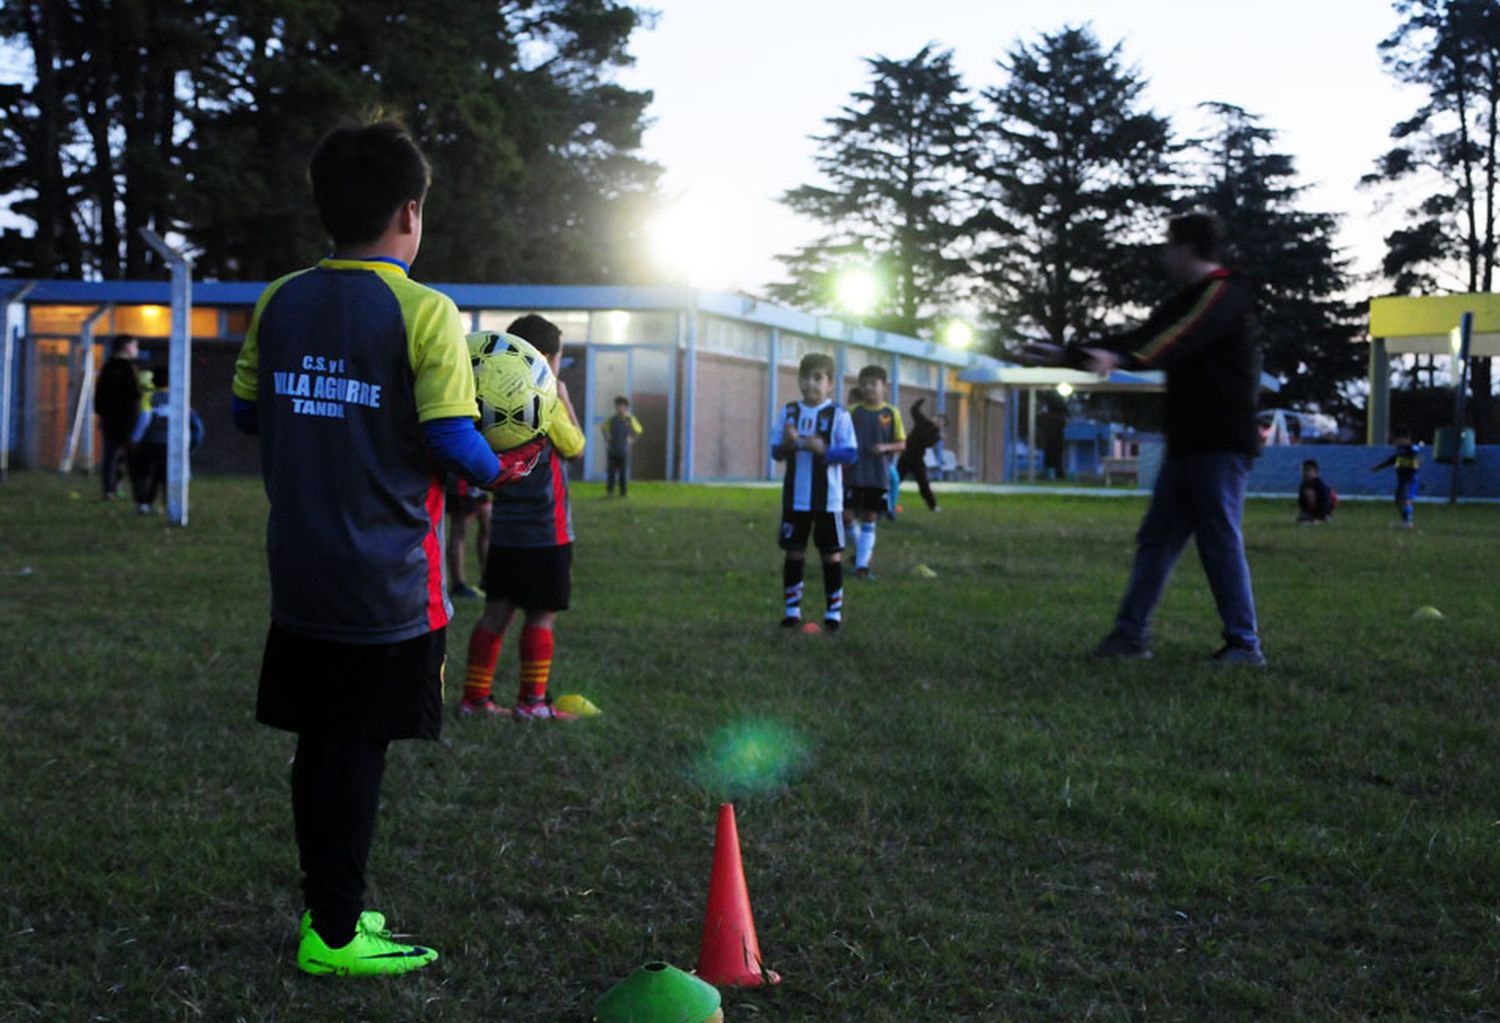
[1100,457,1139,486]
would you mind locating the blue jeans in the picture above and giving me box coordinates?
[1115,453,1260,651]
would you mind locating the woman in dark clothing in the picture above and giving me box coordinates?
[93,334,142,498]
[896,398,944,512]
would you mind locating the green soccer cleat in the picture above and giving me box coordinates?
[297,920,438,977]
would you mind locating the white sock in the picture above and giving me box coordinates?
[855,522,876,569]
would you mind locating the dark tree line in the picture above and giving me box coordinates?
[0,0,660,284]
[773,27,1365,420]
[779,5,1500,435]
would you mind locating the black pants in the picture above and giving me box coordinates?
[100,422,133,496]
[293,733,388,948]
[897,450,937,510]
[129,442,167,505]
[606,451,629,495]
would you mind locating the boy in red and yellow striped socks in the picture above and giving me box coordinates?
[458,314,586,721]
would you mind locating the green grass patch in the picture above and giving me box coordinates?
[2,474,1498,1020]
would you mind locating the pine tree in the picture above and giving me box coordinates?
[972,25,1175,351]
[1190,102,1364,420]
[768,44,979,336]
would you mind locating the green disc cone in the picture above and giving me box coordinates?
[595,961,723,1023]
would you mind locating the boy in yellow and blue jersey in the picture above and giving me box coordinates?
[846,365,906,580]
[231,119,542,978]
[772,353,857,631]
[460,314,588,720]
[600,395,643,496]
[1371,425,1422,527]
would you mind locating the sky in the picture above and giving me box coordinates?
[618,0,1423,297]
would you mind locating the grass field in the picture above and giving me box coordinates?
[2,472,1499,1022]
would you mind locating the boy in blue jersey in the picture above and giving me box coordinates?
[846,366,906,580]
[1371,425,1422,528]
[231,120,542,978]
[459,314,588,720]
[772,353,857,631]
[600,395,643,496]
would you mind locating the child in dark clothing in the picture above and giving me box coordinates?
[129,372,205,514]
[1296,459,1334,523]
[600,396,642,496]
[1372,426,1421,528]
[896,398,945,512]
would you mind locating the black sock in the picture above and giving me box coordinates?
[293,733,389,947]
[822,559,843,620]
[783,558,805,618]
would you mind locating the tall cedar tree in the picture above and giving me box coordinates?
[769,44,978,336]
[972,25,1175,352]
[0,0,660,284]
[0,0,199,278]
[1363,0,1500,440]
[1191,102,1364,422]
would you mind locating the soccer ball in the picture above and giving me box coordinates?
[466,331,556,452]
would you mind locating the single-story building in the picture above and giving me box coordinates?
[0,280,1015,483]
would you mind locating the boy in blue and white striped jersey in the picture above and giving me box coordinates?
[770,353,857,632]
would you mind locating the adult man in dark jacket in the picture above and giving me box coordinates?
[93,334,142,499]
[1036,212,1265,665]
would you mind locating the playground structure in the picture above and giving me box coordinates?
[1367,292,1498,502]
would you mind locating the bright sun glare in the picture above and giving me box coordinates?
[646,195,739,289]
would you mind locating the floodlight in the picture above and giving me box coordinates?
[1056,381,1074,398]
[834,267,878,317]
[942,320,974,349]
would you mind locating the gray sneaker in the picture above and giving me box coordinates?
[1209,644,1266,667]
[1091,632,1152,660]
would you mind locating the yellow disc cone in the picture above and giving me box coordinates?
[555,693,602,717]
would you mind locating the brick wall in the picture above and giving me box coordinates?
[693,353,769,480]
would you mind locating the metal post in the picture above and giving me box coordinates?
[932,368,946,469]
[766,327,780,480]
[139,228,193,525]
[582,342,596,482]
[1026,387,1037,483]
[1,281,37,482]
[1003,385,1018,483]
[678,301,697,482]
[1366,337,1390,446]
[59,305,112,474]
[1450,311,1473,504]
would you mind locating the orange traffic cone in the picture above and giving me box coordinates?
[695,803,781,987]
